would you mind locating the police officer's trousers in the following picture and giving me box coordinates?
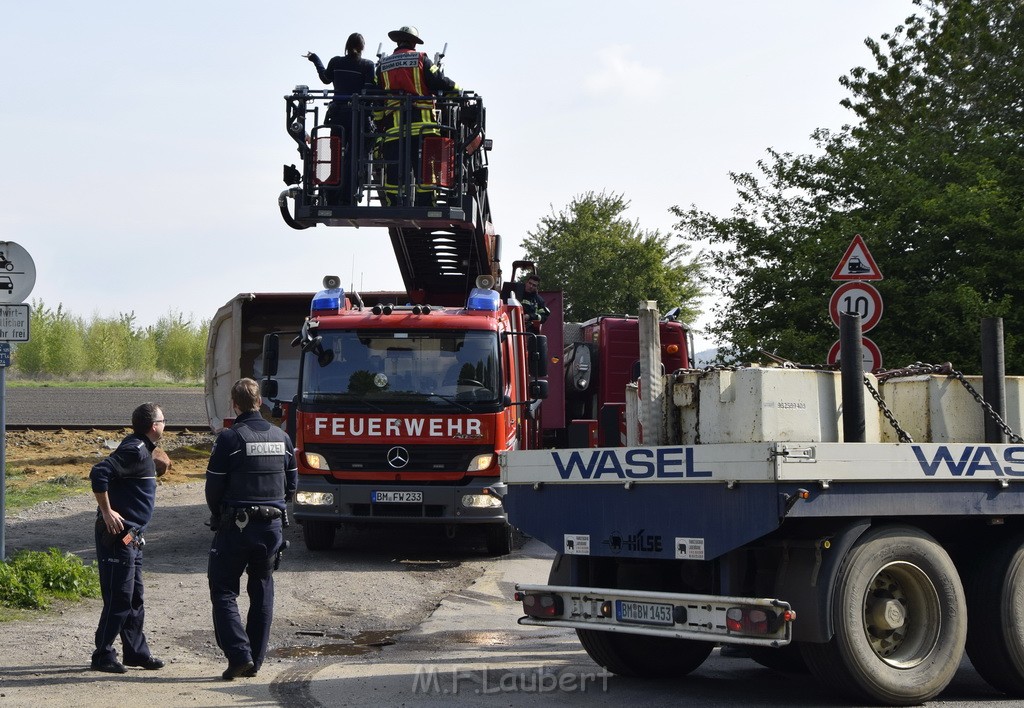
[208,518,282,669]
[93,522,152,664]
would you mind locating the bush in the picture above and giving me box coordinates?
[12,301,207,382]
[0,548,100,610]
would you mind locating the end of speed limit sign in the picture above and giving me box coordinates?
[829,282,883,332]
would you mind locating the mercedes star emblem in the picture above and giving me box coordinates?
[386,446,409,469]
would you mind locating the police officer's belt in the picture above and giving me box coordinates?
[231,505,283,522]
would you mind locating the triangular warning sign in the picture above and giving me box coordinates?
[831,234,883,281]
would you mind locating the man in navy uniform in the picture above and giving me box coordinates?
[90,402,170,674]
[206,378,297,680]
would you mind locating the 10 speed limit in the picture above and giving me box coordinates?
[829,282,883,332]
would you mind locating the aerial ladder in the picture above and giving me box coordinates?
[278,85,500,306]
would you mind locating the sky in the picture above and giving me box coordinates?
[0,1,918,352]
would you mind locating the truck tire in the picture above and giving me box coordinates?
[965,535,1024,696]
[746,643,809,673]
[485,523,513,557]
[577,629,713,678]
[302,520,336,551]
[800,525,966,705]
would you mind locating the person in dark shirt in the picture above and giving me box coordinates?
[206,378,298,680]
[89,402,170,674]
[515,273,550,331]
[305,33,376,204]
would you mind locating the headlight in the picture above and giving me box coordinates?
[305,452,328,469]
[462,494,503,509]
[467,453,495,471]
[295,491,334,506]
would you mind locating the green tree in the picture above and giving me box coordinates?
[673,0,1024,372]
[151,312,208,381]
[12,301,86,377]
[522,192,704,322]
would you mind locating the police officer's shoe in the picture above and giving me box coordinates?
[125,656,165,670]
[90,659,128,674]
[222,661,256,680]
[242,664,258,678]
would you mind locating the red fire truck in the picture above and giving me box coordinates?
[204,86,691,555]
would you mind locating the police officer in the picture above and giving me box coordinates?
[375,25,460,206]
[206,378,297,680]
[90,402,170,674]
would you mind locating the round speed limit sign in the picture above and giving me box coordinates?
[829,282,883,332]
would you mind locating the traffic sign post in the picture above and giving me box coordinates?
[828,235,884,373]
[831,234,883,281]
[0,241,35,560]
[827,336,883,372]
[829,282,883,332]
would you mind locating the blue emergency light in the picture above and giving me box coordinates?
[467,287,499,311]
[311,276,344,315]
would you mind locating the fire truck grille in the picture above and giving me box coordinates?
[304,443,492,474]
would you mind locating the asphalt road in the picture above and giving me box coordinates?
[1,386,209,429]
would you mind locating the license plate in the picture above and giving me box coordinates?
[372,491,423,503]
[615,600,674,626]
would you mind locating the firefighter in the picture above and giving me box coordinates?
[205,378,297,680]
[516,274,550,331]
[375,25,460,206]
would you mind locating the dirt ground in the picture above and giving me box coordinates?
[4,428,215,493]
[0,429,489,707]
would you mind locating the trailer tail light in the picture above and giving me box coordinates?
[314,134,342,185]
[515,591,564,619]
[726,607,785,635]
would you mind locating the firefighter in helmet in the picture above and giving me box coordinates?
[374,25,460,206]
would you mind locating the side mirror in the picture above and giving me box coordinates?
[528,335,549,378]
[261,378,279,399]
[530,379,549,400]
[262,333,280,377]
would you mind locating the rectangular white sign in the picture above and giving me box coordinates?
[0,304,29,342]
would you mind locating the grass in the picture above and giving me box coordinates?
[0,548,100,613]
[6,380,202,389]
[4,468,91,511]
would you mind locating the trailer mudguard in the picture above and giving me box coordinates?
[773,518,871,643]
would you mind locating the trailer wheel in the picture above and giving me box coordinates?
[577,629,712,678]
[800,525,966,705]
[746,643,809,673]
[302,520,336,551]
[485,523,513,557]
[965,535,1024,696]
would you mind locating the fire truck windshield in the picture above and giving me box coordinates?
[301,330,500,404]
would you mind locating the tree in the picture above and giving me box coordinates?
[13,301,86,376]
[673,0,1024,372]
[151,312,208,381]
[521,192,705,322]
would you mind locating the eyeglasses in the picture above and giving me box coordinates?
[154,419,167,424]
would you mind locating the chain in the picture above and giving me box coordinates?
[674,361,1023,444]
[947,368,1024,443]
[862,376,913,443]
[672,364,742,378]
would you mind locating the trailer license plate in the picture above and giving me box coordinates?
[615,600,674,626]
[372,491,423,503]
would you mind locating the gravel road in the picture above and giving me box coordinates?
[0,482,491,706]
[3,387,209,429]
